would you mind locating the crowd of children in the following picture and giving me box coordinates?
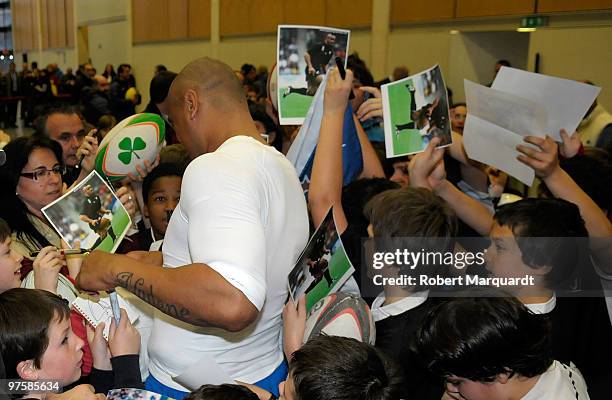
[0,53,611,400]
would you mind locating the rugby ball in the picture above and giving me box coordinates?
[303,292,376,345]
[95,113,165,182]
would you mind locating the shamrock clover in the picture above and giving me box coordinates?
[118,136,146,165]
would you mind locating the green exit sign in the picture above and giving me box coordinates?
[521,16,549,28]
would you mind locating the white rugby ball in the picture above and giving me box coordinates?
[303,292,376,345]
[95,113,165,182]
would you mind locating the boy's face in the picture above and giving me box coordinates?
[484,223,550,288]
[0,237,24,293]
[144,176,182,238]
[444,375,507,400]
[35,314,84,386]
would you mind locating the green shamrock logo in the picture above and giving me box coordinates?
[118,136,146,165]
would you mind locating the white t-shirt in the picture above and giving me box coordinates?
[523,360,589,400]
[148,136,309,389]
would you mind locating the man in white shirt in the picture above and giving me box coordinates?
[76,57,309,398]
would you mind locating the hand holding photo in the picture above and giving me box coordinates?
[381,65,452,157]
[288,207,355,311]
[41,170,132,253]
[277,25,350,125]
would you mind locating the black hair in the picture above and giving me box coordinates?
[248,103,282,151]
[496,59,511,67]
[142,163,185,202]
[0,288,70,377]
[155,64,167,73]
[33,103,82,138]
[185,384,259,400]
[415,293,552,382]
[290,336,404,400]
[494,198,589,288]
[118,64,131,74]
[451,102,466,109]
[0,219,10,243]
[241,64,256,76]
[347,55,374,87]
[149,71,177,105]
[0,136,64,253]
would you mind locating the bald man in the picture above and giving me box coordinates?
[76,57,309,398]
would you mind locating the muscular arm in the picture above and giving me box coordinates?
[78,251,259,331]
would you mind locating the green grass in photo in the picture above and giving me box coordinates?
[306,247,352,311]
[387,79,425,155]
[96,207,130,253]
[279,86,314,118]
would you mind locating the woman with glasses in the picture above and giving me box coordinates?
[0,136,68,259]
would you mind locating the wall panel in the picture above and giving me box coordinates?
[455,0,536,18]
[390,0,455,24]
[537,0,612,12]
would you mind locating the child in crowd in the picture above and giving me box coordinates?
[279,335,404,400]
[363,187,457,400]
[0,288,143,397]
[415,294,589,400]
[410,136,612,397]
[141,163,184,251]
[0,218,67,296]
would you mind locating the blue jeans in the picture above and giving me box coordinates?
[145,360,288,399]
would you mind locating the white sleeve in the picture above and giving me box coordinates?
[182,159,267,310]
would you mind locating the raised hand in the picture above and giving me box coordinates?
[409,137,446,190]
[323,67,353,115]
[356,86,383,122]
[516,135,560,179]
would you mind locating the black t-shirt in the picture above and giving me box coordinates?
[307,42,334,73]
[81,195,102,220]
[375,299,444,400]
[543,296,612,399]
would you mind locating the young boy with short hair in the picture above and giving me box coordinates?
[415,295,589,400]
[409,136,612,397]
[141,163,184,250]
[278,335,404,400]
[0,288,143,397]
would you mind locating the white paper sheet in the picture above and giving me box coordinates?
[492,67,600,141]
[463,80,548,186]
[172,353,234,390]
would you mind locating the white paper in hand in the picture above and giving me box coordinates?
[492,67,600,141]
[463,80,548,186]
[72,291,139,340]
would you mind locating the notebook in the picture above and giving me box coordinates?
[72,291,139,340]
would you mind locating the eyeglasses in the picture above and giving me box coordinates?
[20,166,65,181]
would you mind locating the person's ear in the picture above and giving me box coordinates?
[142,203,150,218]
[495,372,512,384]
[184,89,198,120]
[16,359,39,381]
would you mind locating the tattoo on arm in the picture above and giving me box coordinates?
[116,271,192,322]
